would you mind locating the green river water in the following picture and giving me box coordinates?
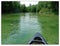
[2,13,58,44]
[2,13,42,44]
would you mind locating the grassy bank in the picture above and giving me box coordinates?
[38,13,59,44]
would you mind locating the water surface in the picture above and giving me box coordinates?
[2,13,42,44]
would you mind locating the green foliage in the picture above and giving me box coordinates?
[2,1,59,14]
[37,1,59,15]
[27,5,36,12]
[2,1,20,13]
[51,1,59,15]
[20,4,27,12]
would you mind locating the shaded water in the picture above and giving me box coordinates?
[2,13,42,44]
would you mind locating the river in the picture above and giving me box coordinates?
[2,13,42,44]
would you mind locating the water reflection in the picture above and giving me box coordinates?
[3,13,41,44]
[19,13,41,34]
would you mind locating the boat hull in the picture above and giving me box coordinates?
[28,32,47,44]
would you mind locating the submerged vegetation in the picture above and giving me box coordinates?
[37,13,59,44]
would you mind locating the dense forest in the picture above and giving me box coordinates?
[2,1,59,15]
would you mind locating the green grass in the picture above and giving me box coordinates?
[38,13,59,44]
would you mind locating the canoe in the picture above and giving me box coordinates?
[28,32,47,44]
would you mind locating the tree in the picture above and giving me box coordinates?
[2,1,21,14]
[51,1,59,14]
[2,1,59,14]
[20,4,27,12]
